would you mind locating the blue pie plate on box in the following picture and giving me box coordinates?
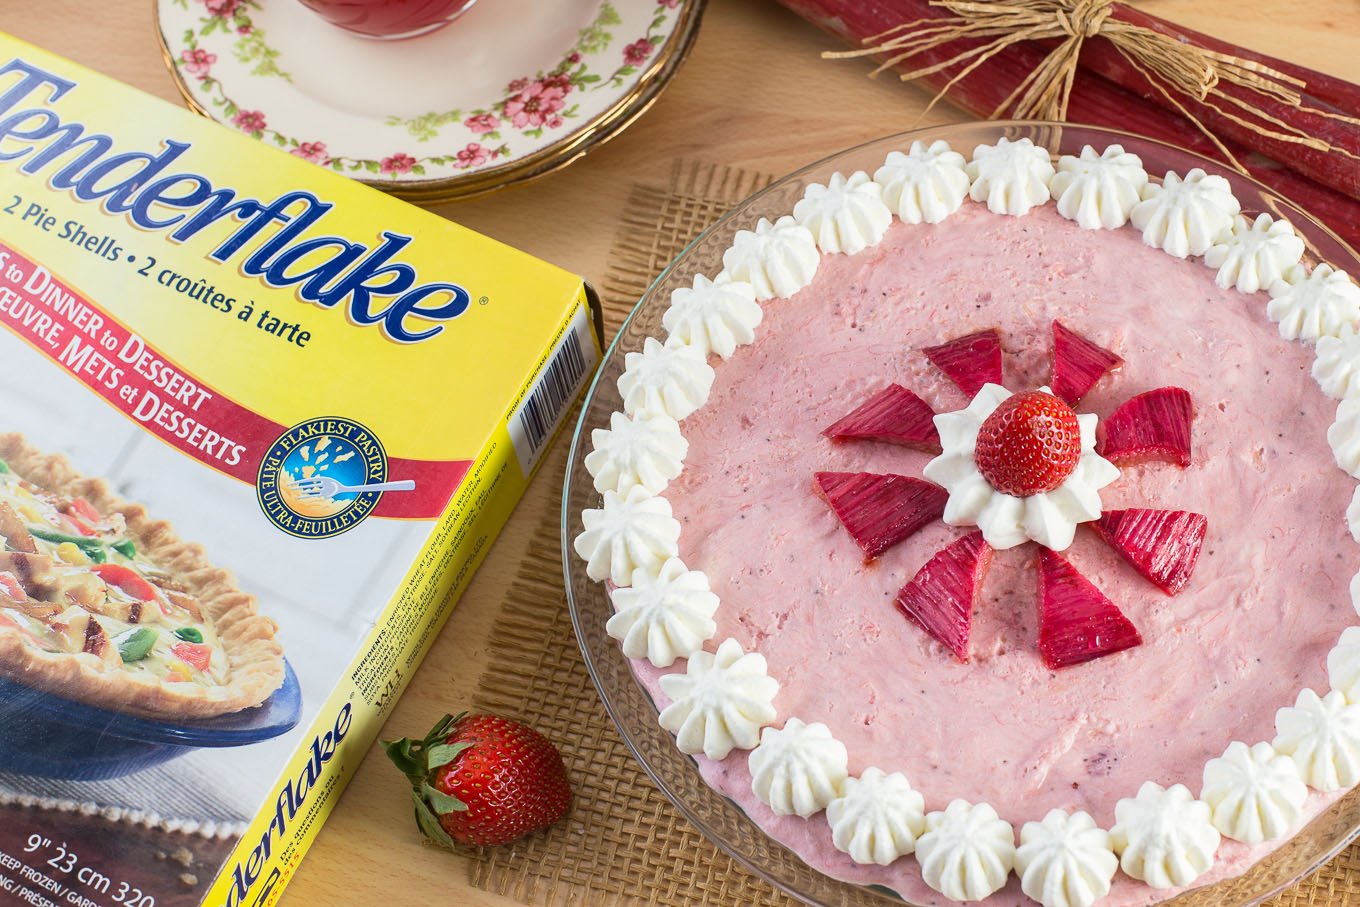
[0,660,302,781]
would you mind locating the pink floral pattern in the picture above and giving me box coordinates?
[380,153,418,176]
[456,143,490,169]
[623,38,653,66]
[231,109,267,134]
[180,48,217,78]
[502,80,569,130]
[290,141,330,165]
[541,71,573,93]
[201,0,240,16]
[464,113,499,135]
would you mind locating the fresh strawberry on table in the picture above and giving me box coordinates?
[384,712,572,847]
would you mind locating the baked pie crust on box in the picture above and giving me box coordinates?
[0,433,284,720]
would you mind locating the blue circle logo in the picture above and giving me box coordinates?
[257,417,388,538]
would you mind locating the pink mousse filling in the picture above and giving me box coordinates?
[629,201,1360,906]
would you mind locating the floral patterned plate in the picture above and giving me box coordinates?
[155,0,704,202]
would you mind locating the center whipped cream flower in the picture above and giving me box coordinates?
[923,384,1120,551]
[813,322,1202,667]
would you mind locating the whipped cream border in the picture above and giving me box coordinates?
[574,139,1360,905]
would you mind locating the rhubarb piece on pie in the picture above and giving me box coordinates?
[1037,549,1143,669]
[922,329,1003,397]
[822,384,941,452]
[1091,509,1208,595]
[1051,320,1123,406]
[894,531,990,662]
[1097,387,1194,467]
[814,472,947,560]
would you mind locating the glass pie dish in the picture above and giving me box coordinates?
[561,121,1360,907]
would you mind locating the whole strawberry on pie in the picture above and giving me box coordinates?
[972,391,1082,496]
[385,712,572,847]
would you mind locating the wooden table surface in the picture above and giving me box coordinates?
[7,2,1360,905]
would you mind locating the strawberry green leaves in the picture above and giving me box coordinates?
[385,711,572,848]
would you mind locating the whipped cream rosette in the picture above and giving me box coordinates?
[1273,689,1360,791]
[607,558,717,668]
[793,171,893,255]
[717,215,818,300]
[1328,626,1360,703]
[874,140,971,224]
[916,800,1016,901]
[826,767,927,865]
[1200,741,1308,844]
[1204,213,1304,293]
[573,486,680,586]
[662,274,762,360]
[1049,144,1148,230]
[585,411,687,496]
[1329,396,1360,477]
[1015,809,1118,907]
[618,336,714,420]
[1268,263,1360,343]
[1348,489,1360,544]
[966,136,1055,217]
[1110,782,1220,888]
[1314,324,1360,400]
[1130,168,1240,258]
[657,637,778,760]
[748,718,849,818]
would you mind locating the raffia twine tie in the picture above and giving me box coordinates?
[826,0,1358,171]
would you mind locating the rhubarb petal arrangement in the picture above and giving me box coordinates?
[819,321,1207,665]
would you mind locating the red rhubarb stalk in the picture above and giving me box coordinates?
[1063,34,1360,199]
[1110,4,1360,118]
[775,0,1360,249]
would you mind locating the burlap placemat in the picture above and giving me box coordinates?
[468,160,1360,907]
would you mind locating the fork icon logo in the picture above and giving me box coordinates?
[256,416,396,538]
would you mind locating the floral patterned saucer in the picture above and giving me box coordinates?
[155,0,704,201]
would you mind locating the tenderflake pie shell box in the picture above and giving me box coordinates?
[0,34,601,907]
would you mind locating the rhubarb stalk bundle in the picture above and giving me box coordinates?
[778,0,1360,250]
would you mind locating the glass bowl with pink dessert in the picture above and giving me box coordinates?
[562,121,1360,907]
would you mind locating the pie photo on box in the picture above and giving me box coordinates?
[0,433,285,720]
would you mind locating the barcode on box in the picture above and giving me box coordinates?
[508,306,599,476]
